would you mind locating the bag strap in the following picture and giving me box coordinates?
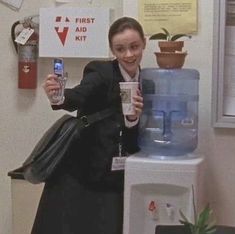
[77,107,115,129]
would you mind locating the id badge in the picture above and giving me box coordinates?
[111,156,127,171]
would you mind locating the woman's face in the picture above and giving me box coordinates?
[110,29,146,77]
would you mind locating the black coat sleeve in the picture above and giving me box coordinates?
[52,61,111,113]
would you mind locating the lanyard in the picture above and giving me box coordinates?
[119,130,123,157]
[111,129,126,171]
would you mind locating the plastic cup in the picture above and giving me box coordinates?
[119,82,139,115]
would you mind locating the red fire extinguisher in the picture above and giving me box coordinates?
[11,16,39,89]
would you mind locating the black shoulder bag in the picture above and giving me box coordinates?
[22,61,115,184]
[22,108,114,184]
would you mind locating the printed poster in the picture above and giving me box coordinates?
[138,0,197,35]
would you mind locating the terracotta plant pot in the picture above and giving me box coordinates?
[158,41,184,52]
[154,52,187,69]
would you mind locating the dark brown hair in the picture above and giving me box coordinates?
[108,17,145,48]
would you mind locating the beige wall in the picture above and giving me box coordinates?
[0,0,235,234]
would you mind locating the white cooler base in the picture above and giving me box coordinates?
[123,153,205,234]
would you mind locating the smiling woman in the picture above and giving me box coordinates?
[31,16,144,234]
[109,17,146,78]
[111,29,146,77]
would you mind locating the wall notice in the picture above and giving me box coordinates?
[39,7,111,58]
[138,0,197,35]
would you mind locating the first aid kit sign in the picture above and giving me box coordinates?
[39,7,112,58]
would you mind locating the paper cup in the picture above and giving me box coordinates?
[119,82,139,115]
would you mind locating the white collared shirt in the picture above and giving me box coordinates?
[118,63,139,82]
[118,64,139,128]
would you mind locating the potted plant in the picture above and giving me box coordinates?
[179,186,216,234]
[149,27,191,52]
[149,28,191,69]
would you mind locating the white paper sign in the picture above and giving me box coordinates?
[15,28,34,45]
[39,7,112,58]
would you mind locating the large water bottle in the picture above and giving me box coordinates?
[139,68,199,158]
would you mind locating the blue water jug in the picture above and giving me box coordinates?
[139,68,199,158]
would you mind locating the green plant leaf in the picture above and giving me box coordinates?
[179,220,193,226]
[161,28,170,39]
[188,223,196,234]
[205,225,217,232]
[206,220,216,229]
[149,33,167,40]
[205,227,217,234]
[197,204,211,228]
[171,34,191,41]
[206,229,217,234]
[178,185,216,234]
[191,184,197,225]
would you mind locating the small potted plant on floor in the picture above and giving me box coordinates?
[179,186,216,234]
[149,28,191,69]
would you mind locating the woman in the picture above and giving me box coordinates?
[31,16,145,234]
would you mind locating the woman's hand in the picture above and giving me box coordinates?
[42,74,60,101]
[127,89,143,121]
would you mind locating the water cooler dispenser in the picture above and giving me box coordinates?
[123,69,205,234]
[139,68,199,158]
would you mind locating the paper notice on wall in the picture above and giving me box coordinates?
[0,0,23,10]
[39,7,112,58]
[138,0,197,35]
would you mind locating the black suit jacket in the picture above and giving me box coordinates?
[53,59,140,191]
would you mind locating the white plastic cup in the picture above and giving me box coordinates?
[119,82,139,115]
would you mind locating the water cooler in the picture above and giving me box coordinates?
[123,68,205,234]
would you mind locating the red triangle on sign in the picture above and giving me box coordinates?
[54,27,69,46]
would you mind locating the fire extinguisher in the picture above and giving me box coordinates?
[11,16,39,89]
